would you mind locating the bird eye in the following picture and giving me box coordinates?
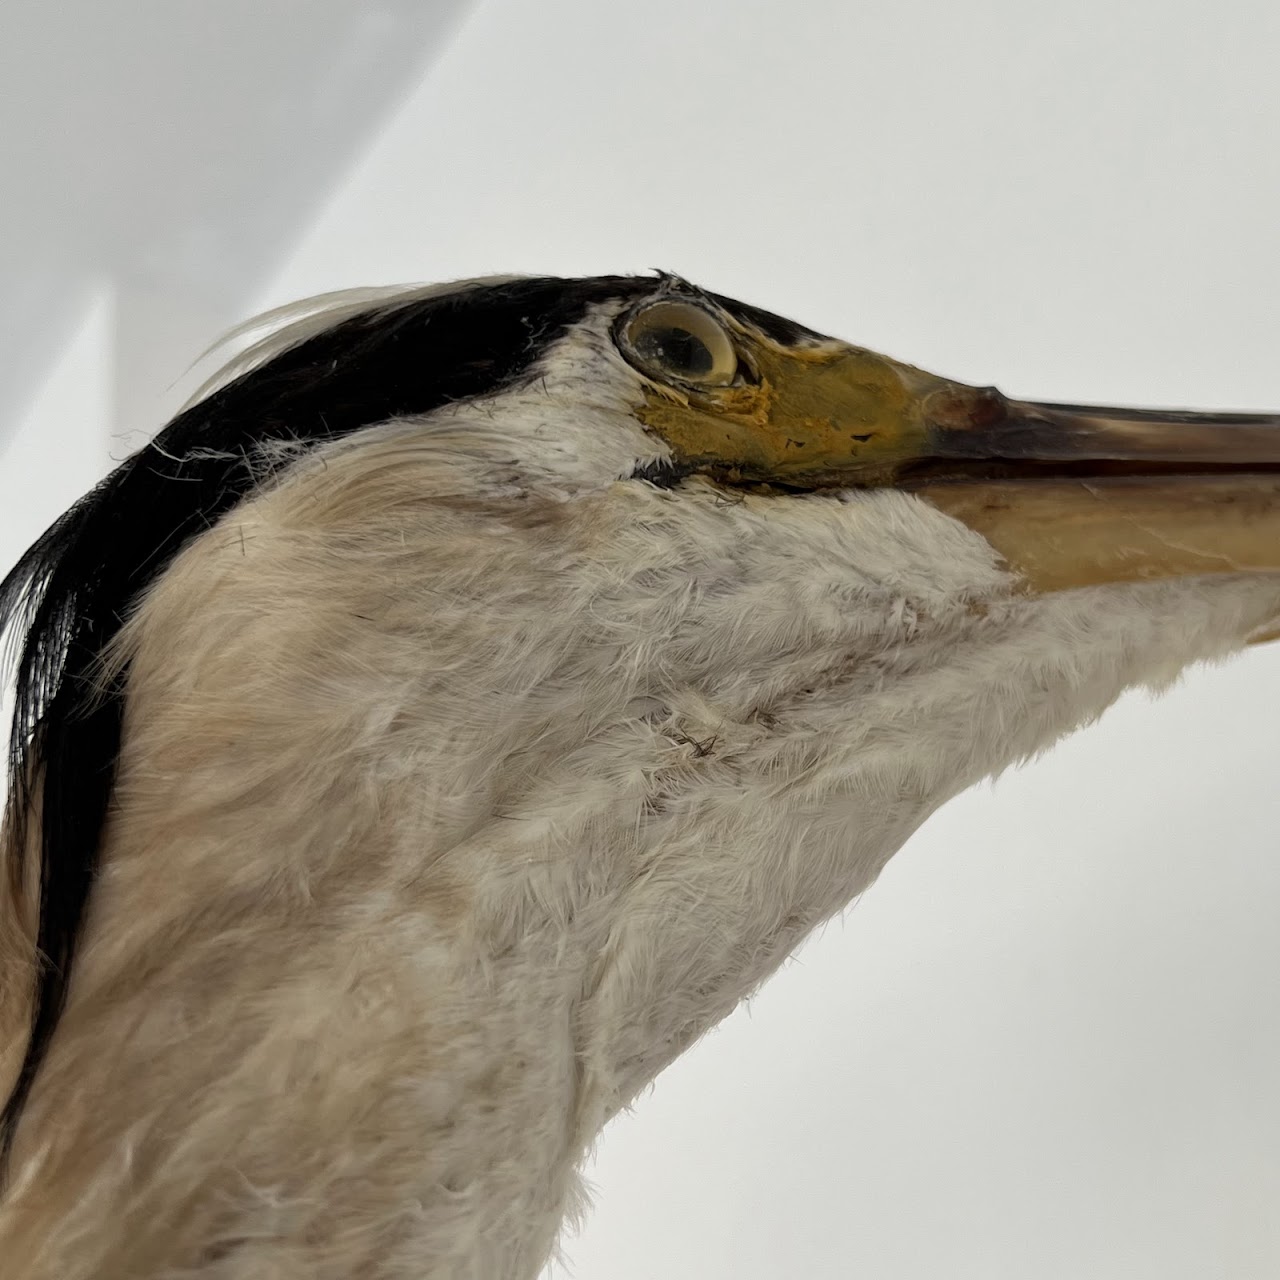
[620,300,740,388]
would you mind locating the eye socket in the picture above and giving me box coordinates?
[620,300,740,388]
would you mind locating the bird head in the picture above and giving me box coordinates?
[1,274,1278,1268]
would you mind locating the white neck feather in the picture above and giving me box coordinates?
[3,401,1277,1279]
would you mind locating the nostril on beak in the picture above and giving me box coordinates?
[923,384,1009,432]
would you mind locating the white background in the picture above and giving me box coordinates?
[3,2,1280,1276]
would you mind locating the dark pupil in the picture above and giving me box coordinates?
[637,325,714,377]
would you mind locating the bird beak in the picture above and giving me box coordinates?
[637,336,1280,598]
[905,387,1280,595]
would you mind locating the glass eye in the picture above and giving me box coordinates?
[621,300,739,388]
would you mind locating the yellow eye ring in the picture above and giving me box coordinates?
[619,300,740,389]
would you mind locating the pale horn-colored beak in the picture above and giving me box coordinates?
[907,390,1280,596]
[628,321,1280,605]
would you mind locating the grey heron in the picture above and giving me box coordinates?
[1,273,1278,1278]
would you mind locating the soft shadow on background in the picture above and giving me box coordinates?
[2,2,1279,1277]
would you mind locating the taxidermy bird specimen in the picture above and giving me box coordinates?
[1,273,1279,1279]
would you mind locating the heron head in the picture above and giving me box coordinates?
[2,272,1278,1193]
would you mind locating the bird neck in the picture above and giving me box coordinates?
[6,453,1279,1279]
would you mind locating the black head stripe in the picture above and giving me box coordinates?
[0,273,655,1163]
[708,291,829,347]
